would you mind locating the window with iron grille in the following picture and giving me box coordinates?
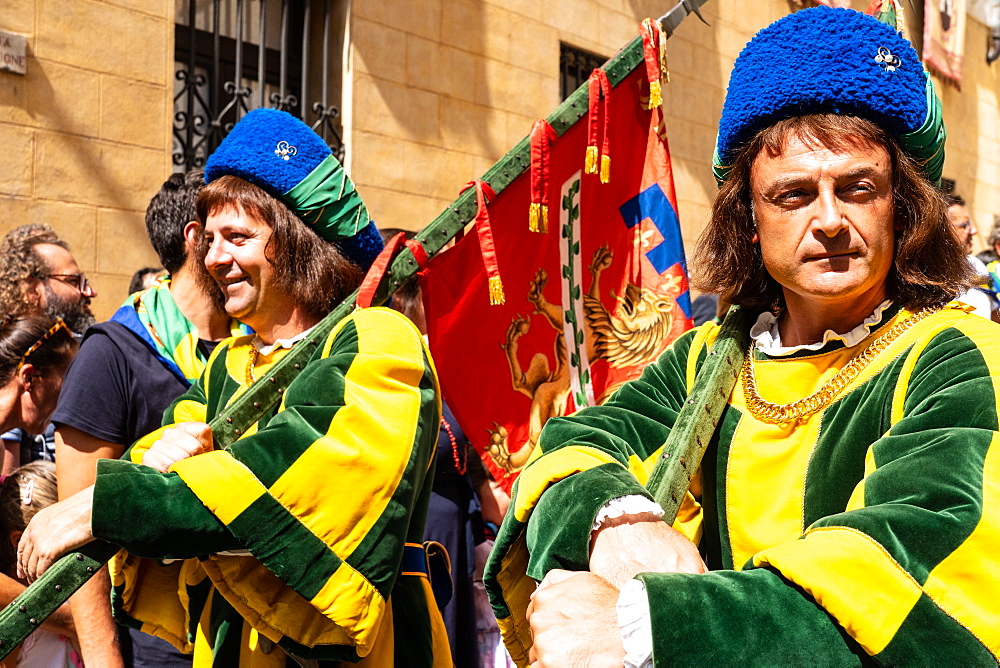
[173,0,345,172]
[559,43,608,101]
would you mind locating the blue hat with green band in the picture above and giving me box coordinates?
[713,7,946,186]
[204,108,383,270]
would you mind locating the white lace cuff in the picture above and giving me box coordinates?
[592,495,664,532]
[618,578,654,668]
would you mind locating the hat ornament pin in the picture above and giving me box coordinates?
[874,47,901,72]
[275,140,298,160]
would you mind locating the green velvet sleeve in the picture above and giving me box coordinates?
[91,459,241,558]
[637,569,867,666]
[168,308,440,606]
[636,323,1000,664]
[521,328,698,577]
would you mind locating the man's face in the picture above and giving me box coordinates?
[749,133,896,311]
[203,206,289,331]
[947,203,976,254]
[34,243,97,334]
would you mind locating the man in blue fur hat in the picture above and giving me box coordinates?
[51,170,249,667]
[18,108,451,666]
[485,7,1000,666]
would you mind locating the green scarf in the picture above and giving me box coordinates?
[110,278,250,385]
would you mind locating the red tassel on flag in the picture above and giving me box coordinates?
[586,69,612,184]
[529,120,556,233]
[599,68,611,184]
[585,71,601,176]
[461,180,505,305]
[641,18,667,110]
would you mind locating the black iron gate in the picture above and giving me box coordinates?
[173,0,344,171]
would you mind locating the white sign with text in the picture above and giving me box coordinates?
[0,30,27,75]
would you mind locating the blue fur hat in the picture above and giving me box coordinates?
[205,108,383,270]
[714,7,945,185]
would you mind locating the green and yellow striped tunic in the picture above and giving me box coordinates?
[486,303,1000,666]
[91,307,450,667]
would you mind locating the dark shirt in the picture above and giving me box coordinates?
[51,320,201,668]
[51,322,190,444]
[425,403,482,666]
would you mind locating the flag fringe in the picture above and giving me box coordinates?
[648,80,663,110]
[488,275,505,305]
[528,202,543,233]
[528,203,549,233]
[585,146,599,174]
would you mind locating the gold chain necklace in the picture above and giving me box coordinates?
[245,344,259,385]
[742,306,937,425]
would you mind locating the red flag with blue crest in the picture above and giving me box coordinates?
[421,24,692,490]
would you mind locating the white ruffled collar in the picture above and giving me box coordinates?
[252,324,317,356]
[750,300,893,356]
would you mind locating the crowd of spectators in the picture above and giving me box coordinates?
[0,158,516,666]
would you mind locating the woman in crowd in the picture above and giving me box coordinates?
[0,316,78,453]
[0,461,81,667]
[0,315,80,653]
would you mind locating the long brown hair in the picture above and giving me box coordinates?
[693,114,974,313]
[195,176,364,320]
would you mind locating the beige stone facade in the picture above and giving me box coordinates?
[1,0,173,319]
[936,15,1000,247]
[348,0,1000,271]
[2,0,999,320]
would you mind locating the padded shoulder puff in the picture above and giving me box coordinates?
[717,6,927,163]
[205,107,331,196]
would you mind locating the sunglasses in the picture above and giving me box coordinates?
[44,273,92,293]
[19,318,73,369]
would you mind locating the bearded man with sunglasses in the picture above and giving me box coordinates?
[0,224,97,337]
[0,225,96,475]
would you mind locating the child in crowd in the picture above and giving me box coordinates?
[0,461,81,667]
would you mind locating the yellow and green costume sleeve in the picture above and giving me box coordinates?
[485,304,1000,665]
[92,308,444,665]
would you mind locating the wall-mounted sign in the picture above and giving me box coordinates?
[0,30,27,75]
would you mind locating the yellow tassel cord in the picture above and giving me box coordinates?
[528,203,540,233]
[539,205,548,234]
[488,275,506,306]
[600,154,611,184]
[647,80,662,110]
[585,146,599,174]
[658,20,669,84]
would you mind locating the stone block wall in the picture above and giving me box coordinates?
[0,0,173,320]
[345,0,1000,271]
[344,0,795,265]
[936,17,1000,248]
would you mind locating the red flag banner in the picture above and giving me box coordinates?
[923,0,966,87]
[422,32,693,491]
